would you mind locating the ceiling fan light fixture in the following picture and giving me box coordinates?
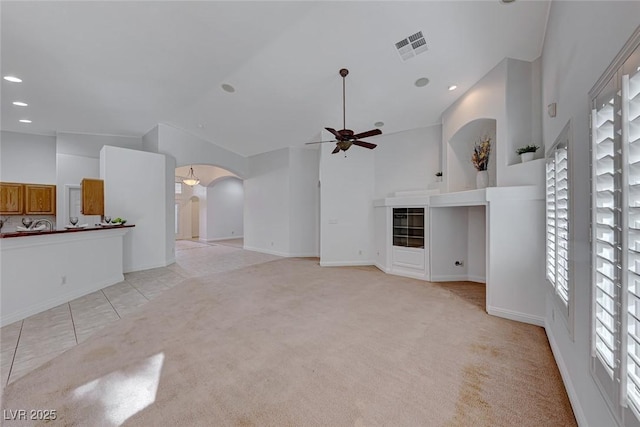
[182,166,200,186]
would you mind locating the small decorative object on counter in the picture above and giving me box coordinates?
[69,217,78,226]
[516,144,539,163]
[21,217,33,229]
[472,136,491,189]
[111,217,127,225]
[435,171,443,182]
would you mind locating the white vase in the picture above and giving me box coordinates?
[520,152,535,163]
[476,170,489,189]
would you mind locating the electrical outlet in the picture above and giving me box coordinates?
[455,260,464,266]
[358,250,363,255]
[60,275,67,285]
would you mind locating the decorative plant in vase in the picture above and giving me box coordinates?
[472,136,491,189]
[516,144,539,163]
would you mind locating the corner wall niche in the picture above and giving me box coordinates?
[447,118,497,193]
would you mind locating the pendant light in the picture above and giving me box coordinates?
[183,166,200,186]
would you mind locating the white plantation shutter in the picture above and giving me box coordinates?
[592,91,619,377]
[546,145,570,308]
[624,65,640,412]
[589,30,640,423]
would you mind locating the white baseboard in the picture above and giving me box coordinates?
[0,274,124,327]
[430,274,486,283]
[243,246,288,257]
[487,305,545,327]
[545,322,588,427]
[467,275,487,284]
[319,260,374,267]
[374,263,391,273]
[289,252,319,258]
[125,260,173,273]
[389,269,429,281]
[206,235,244,242]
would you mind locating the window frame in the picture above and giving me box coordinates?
[546,121,574,334]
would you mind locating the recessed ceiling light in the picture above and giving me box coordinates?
[13,101,28,107]
[414,77,430,87]
[374,121,384,128]
[19,119,32,123]
[448,85,458,91]
[221,84,235,93]
[4,76,22,83]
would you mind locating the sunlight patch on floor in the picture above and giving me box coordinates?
[72,353,164,426]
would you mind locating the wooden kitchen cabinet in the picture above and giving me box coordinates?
[81,178,104,216]
[24,184,56,215]
[0,182,24,215]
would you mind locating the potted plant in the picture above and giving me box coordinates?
[472,136,491,189]
[435,171,443,182]
[516,144,539,163]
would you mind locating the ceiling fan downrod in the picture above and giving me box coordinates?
[340,68,349,131]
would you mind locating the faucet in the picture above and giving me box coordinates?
[33,218,54,231]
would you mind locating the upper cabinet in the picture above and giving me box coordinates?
[0,182,56,215]
[81,178,104,216]
[0,182,24,215]
[24,184,56,215]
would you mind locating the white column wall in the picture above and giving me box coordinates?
[319,136,374,266]
[100,146,171,272]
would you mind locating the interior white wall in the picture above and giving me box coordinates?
[164,154,176,263]
[0,131,56,183]
[57,132,142,158]
[100,146,172,272]
[429,207,469,280]
[541,2,640,426]
[467,205,486,283]
[373,125,442,198]
[320,135,374,266]
[55,153,101,230]
[191,198,199,238]
[193,185,207,240]
[155,123,248,178]
[244,148,290,256]
[206,177,244,241]
[289,147,320,257]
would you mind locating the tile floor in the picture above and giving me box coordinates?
[0,238,279,391]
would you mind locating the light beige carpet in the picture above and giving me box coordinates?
[0,259,575,426]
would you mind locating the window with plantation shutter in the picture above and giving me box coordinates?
[623,59,640,415]
[590,29,640,423]
[546,140,570,310]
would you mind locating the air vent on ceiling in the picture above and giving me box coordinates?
[395,31,428,62]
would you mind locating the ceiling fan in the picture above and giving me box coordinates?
[306,68,382,154]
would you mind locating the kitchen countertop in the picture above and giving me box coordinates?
[0,224,134,239]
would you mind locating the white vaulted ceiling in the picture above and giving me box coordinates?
[1,1,550,157]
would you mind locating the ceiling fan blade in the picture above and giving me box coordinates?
[352,129,382,140]
[305,139,337,145]
[353,140,377,150]
[325,127,341,138]
[332,145,341,154]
